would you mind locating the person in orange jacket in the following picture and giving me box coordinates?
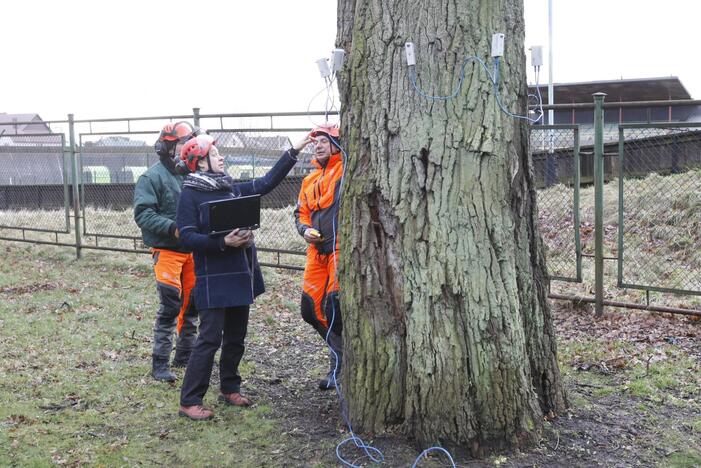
[294,124,344,390]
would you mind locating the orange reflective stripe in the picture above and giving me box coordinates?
[176,253,196,333]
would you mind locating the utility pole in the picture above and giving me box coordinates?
[544,0,557,187]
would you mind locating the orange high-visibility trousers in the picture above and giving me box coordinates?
[151,248,196,333]
[300,247,341,337]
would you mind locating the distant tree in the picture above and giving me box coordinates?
[336,0,566,455]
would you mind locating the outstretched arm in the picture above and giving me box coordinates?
[236,135,312,197]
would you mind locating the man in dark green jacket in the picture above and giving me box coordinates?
[134,121,198,382]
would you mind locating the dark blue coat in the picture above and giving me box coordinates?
[176,150,297,310]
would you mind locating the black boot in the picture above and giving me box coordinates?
[171,349,191,368]
[152,356,176,382]
[319,332,342,390]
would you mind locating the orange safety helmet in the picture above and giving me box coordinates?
[158,121,197,143]
[310,124,340,154]
[155,121,198,157]
[179,134,216,172]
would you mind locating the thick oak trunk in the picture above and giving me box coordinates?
[336,0,567,454]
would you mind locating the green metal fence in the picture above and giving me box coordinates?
[536,96,701,316]
[0,133,70,244]
[617,123,701,296]
[1,105,700,314]
[531,125,581,282]
[0,111,326,268]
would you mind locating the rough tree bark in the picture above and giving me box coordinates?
[335,0,567,455]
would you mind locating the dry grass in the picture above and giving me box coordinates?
[2,170,699,306]
[538,169,701,308]
[0,205,306,257]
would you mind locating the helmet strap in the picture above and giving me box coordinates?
[328,135,341,155]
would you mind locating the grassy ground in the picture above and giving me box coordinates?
[1,242,699,467]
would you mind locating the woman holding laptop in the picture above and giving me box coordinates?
[175,133,311,420]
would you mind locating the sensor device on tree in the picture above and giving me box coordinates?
[330,49,346,72]
[404,42,416,66]
[491,33,505,57]
[316,58,331,78]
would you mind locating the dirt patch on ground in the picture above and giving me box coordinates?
[240,273,700,466]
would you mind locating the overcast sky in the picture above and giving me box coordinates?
[3,0,699,122]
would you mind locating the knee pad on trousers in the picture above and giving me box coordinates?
[156,282,181,322]
[323,291,342,336]
[301,292,327,337]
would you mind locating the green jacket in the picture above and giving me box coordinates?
[133,158,186,251]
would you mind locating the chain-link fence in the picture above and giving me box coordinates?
[77,130,157,251]
[532,125,581,281]
[617,123,701,295]
[0,112,323,265]
[0,133,70,243]
[1,107,699,312]
[208,129,312,269]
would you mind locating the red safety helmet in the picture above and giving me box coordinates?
[310,124,340,154]
[310,124,339,139]
[158,121,197,143]
[180,134,216,172]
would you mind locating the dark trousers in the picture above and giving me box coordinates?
[180,306,249,407]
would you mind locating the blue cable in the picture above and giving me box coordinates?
[412,447,457,468]
[532,66,544,123]
[409,55,495,101]
[409,53,543,124]
[322,135,455,468]
[325,136,385,467]
[492,57,543,123]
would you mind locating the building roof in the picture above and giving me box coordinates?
[529,76,692,103]
[211,132,292,152]
[0,113,51,135]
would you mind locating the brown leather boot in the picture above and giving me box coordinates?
[218,392,252,407]
[178,405,214,420]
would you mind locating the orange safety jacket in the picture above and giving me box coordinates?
[294,153,343,254]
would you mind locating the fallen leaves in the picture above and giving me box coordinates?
[554,302,700,359]
[0,282,57,295]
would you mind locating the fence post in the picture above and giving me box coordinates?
[193,107,200,129]
[68,113,82,259]
[573,127,582,282]
[593,92,606,317]
[617,126,625,289]
[62,134,71,231]
[545,132,557,187]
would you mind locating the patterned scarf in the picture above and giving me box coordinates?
[182,171,234,192]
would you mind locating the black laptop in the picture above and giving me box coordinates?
[206,194,261,235]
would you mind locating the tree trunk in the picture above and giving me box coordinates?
[336,0,567,455]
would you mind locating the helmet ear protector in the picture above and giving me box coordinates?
[327,135,341,155]
[174,158,190,174]
[154,139,176,157]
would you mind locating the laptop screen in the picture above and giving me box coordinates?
[206,194,261,235]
